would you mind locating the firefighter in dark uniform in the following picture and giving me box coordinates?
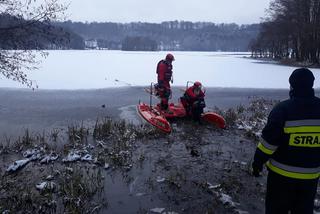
[252,68,320,214]
[156,53,174,111]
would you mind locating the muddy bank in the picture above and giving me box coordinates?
[0,102,268,214]
[1,87,320,214]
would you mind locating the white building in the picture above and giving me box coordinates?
[85,40,98,49]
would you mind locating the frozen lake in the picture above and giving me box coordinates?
[0,50,319,89]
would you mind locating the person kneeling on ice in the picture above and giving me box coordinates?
[156,53,174,111]
[180,81,206,122]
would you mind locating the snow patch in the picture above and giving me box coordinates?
[150,208,165,213]
[220,193,238,207]
[22,148,42,161]
[210,187,248,214]
[207,182,221,189]
[104,163,110,169]
[36,181,56,191]
[62,152,81,162]
[40,153,59,164]
[81,154,93,162]
[6,159,30,173]
[156,176,166,183]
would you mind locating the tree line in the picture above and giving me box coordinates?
[58,21,260,51]
[1,17,260,52]
[0,14,85,50]
[121,36,157,51]
[251,0,320,64]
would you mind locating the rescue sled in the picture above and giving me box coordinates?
[137,82,226,133]
[201,112,226,129]
[137,102,171,133]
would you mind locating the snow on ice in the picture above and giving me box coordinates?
[0,50,319,89]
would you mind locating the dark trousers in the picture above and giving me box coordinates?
[160,91,170,110]
[157,87,171,110]
[191,100,205,121]
[266,171,318,214]
[191,105,204,121]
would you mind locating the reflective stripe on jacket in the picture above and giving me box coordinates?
[266,159,320,179]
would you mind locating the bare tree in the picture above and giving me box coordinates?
[0,0,68,88]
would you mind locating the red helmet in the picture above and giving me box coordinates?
[165,53,175,61]
[193,81,202,88]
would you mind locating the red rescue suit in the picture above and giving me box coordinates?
[181,85,206,121]
[183,86,205,106]
[156,60,173,110]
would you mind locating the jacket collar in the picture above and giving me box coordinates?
[289,88,315,99]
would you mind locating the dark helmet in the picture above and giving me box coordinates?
[165,53,175,62]
[289,68,315,89]
[193,81,202,88]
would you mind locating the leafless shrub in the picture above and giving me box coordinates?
[0,0,68,88]
[67,124,89,144]
[58,165,105,213]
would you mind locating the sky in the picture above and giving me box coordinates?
[63,0,272,24]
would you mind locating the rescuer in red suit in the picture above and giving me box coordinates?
[156,53,174,111]
[180,81,206,121]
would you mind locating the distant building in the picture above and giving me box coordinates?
[159,41,181,51]
[85,39,98,49]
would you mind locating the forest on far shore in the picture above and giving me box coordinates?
[251,0,320,64]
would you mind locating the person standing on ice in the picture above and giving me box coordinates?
[251,68,320,214]
[156,53,174,111]
[180,81,206,122]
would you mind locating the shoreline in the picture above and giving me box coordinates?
[247,56,320,69]
[0,86,318,137]
[0,87,290,137]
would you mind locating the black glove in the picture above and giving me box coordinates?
[251,161,263,177]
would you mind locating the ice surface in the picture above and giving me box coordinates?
[1,50,319,89]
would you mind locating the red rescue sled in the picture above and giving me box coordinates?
[137,101,187,133]
[201,112,226,129]
[137,103,171,133]
[137,82,226,133]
